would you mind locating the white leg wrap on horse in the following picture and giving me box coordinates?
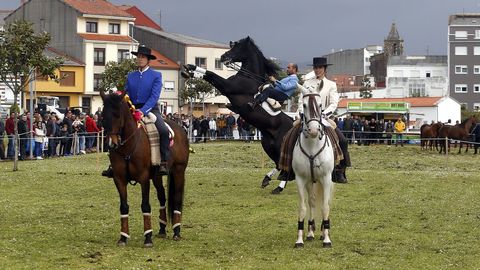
[267,168,278,178]
[143,213,151,216]
[172,223,181,229]
[296,230,304,243]
[160,205,166,210]
[159,219,167,225]
[120,232,130,239]
[120,214,129,218]
[144,229,153,236]
[195,67,206,74]
[174,210,182,215]
[279,181,286,189]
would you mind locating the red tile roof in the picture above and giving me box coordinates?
[338,97,444,108]
[149,49,179,70]
[117,5,162,31]
[78,33,136,43]
[63,0,133,17]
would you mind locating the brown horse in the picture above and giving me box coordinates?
[430,122,443,150]
[100,91,189,246]
[438,116,477,154]
[420,124,432,150]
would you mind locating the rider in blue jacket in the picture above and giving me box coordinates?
[248,63,298,109]
[103,46,169,177]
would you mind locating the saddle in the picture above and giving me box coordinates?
[141,113,174,166]
[256,83,283,115]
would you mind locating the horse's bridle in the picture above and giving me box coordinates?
[297,93,329,182]
[224,62,267,84]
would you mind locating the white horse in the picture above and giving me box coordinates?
[291,85,335,248]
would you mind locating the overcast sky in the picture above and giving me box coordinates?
[3,0,480,62]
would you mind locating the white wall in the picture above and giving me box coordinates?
[157,69,179,113]
[387,64,448,97]
[185,47,236,79]
[437,97,461,123]
[77,17,130,36]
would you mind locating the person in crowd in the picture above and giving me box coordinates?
[58,123,69,156]
[85,113,100,153]
[385,120,394,145]
[226,113,236,139]
[33,120,46,159]
[376,119,385,144]
[0,115,5,160]
[247,63,299,109]
[199,116,209,143]
[216,116,226,139]
[5,112,15,159]
[394,117,406,147]
[209,116,217,140]
[46,113,58,157]
[343,115,353,143]
[17,114,28,160]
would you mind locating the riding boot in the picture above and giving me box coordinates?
[156,162,168,176]
[332,166,347,184]
[101,165,114,178]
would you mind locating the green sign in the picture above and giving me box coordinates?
[347,102,409,112]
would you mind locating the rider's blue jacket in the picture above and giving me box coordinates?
[126,67,163,115]
[273,74,298,97]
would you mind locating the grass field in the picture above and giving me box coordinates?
[1,142,480,269]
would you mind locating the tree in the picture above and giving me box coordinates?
[359,76,372,99]
[100,59,136,91]
[0,20,63,171]
[180,78,213,140]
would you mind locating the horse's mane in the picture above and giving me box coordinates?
[102,93,127,132]
[241,37,281,76]
[459,116,475,127]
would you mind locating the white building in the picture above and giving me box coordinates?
[386,55,448,98]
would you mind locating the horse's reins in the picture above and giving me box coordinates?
[297,93,329,182]
[225,62,267,84]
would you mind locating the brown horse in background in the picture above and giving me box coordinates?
[100,90,189,247]
[430,122,443,150]
[438,116,477,154]
[420,124,432,150]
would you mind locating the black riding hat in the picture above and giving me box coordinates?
[310,57,332,67]
[131,45,157,60]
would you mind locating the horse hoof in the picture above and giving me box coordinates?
[261,176,271,188]
[294,243,304,248]
[323,242,332,248]
[271,187,283,194]
[157,233,167,239]
[173,235,181,241]
[144,242,153,248]
[117,240,126,247]
[306,236,314,241]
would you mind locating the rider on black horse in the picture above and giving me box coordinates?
[102,46,170,177]
[247,63,299,110]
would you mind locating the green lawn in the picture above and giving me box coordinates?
[1,142,479,269]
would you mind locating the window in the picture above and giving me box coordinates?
[455,65,468,74]
[60,71,75,86]
[109,23,120,34]
[215,58,223,70]
[128,23,134,37]
[455,46,467,55]
[474,103,480,111]
[195,57,207,68]
[476,30,480,39]
[426,72,431,78]
[474,84,480,93]
[93,74,102,91]
[409,83,425,97]
[94,48,105,66]
[455,31,468,39]
[474,65,480,74]
[164,81,175,91]
[474,47,480,55]
[454,84,468,93]
[117,49,129,62]
[86,21,97,33]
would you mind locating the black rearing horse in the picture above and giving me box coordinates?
[184,37,293,186]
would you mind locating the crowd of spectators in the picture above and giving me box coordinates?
[0,109,102,161]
